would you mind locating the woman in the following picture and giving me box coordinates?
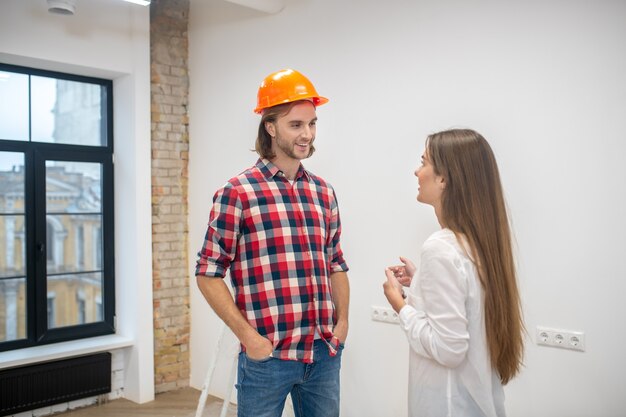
[383,129,524,417]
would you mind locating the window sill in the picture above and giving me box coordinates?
[0,334,134,370]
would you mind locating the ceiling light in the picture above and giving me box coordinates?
[224,0,284,14]
[121,0,151,5]
[47,0,76,15]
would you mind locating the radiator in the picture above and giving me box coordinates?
[0,352,111,416]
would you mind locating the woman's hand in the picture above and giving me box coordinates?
[383,268,406,313]
[387,256,416,287]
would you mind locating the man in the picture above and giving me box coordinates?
[196,68,350,417]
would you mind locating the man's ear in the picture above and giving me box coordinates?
[265,121,276,138]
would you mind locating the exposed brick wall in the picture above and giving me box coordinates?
[150,0,191,393]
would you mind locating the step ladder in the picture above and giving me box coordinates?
[195,322,294,417]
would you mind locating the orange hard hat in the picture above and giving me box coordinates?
[254,68,329,114]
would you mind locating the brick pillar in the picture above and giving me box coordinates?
[150,0,190,393]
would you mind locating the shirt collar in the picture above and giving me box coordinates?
[257,158,311,182]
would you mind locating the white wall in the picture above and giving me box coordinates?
[188,1,626,416]
[0,0,154,405]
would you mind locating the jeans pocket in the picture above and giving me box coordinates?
[245,352,273,364]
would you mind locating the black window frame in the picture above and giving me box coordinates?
[0,63,115,352]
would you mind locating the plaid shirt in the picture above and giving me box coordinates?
[196,158,349,363]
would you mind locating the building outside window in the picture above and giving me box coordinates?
[0,63,114,351]
[47,293,55,329]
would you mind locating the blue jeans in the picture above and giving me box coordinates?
[236,340,344,417]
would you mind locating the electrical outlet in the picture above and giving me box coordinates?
[536,326,585,352]
[371,306,400,324]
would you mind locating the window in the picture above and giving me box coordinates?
[0,63,114,351]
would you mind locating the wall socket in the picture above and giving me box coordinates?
[371,306,399,324]
[536,326,585,352]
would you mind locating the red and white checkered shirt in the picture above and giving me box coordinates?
[196,158,349,363]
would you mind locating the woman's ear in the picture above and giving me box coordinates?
[265,121,276,138]
[438,176,446,190]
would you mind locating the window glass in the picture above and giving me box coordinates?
[0,71,29,141]
[0,151,25,214]
[0,278,27,342]
[45,160,103,329]
[47,272,102,328]
[0,152,26,277]
[32,76,105,146]
[47,293,56,328]
[0,151,27,342]
[46,161,102,213]
[46,214,102,273]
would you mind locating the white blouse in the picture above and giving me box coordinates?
[398,229,506,417]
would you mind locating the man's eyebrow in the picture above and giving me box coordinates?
[287,117,318,123]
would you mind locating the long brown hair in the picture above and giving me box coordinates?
[426,128,524,384]
[255,101,317,160]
